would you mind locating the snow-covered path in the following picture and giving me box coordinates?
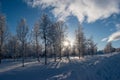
[0,53,120,80]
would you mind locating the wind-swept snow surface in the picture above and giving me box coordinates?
[0,53,120,80]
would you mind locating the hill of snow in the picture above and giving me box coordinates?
[0,52,120,80]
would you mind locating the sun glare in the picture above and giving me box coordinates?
[64,41,69,47]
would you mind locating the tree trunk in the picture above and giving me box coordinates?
[59,30,62,60]
[0,48,1,64]
[36,36,40,62]
[13,45,16,62]
[45,38,47,65]
[79,49,80,59]
[0,34,3,64]
[59,44,62,60]
[53,45,56,62]
[22,42,25,67]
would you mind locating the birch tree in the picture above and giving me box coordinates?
[17,18,29,67]
[0,14,8,64]
[32,21,41,62]
[75,25,86,58]
[39,14,51,65]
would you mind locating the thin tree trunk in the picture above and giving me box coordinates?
[13,45,16,62]
[59,43,62,60]
[22,41,25,67]
[59,30,62,60]
[0,33,3,64]
[79,49,80,59]
[45,38,47,65]
[36,36,40,62]
[0,48,1,64]
[53,45,56,62]
[0,34,1,64]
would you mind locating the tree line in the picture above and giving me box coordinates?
[0,13,118,66]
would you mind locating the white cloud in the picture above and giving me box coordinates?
[101,38,108,42]
[107,31,120,42]
[25,0,120,23]
[102,24,120,42]
[104,23,120,42]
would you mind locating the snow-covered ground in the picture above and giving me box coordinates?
[0,52,120,80]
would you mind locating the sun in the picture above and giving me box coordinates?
[64,41,69,47]
[63,38,74,47]
[64,40,73,47]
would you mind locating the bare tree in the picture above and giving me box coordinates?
[48,21,67,62]
[17,18,29,67]
[75,25,86,58]
[64,39,71,61]
[56,21,67,60]
[39,14,51,65]
[48,23,58,62]
[87,37,97,56]
[7,35,19,61]
[104,42,113,53]
[71,45,77,57]
[32,21,41,62]
[0,14,8,64]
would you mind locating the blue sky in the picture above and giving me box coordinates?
[1,0,120,50]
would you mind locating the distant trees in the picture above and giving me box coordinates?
[71,45,77,57]
[6,35,19,60]
[87,37,97,55]
[74,25,97,58]
[0,14,8,64]
[115,48,120,52]
[17,18,29,67]
[104,42,114,53]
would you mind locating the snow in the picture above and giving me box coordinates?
[0,52,120,80]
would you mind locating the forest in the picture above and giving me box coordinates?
[0,13,118,67]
